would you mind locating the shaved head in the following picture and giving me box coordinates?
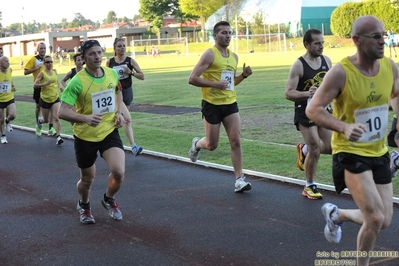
[351,15,383,36]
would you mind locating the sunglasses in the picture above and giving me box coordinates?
[44,61,53,64]
[359,33,383,39]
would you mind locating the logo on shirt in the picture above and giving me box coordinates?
[370,82,375,89]
[366,91,382,103]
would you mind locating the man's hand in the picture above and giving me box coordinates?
[344,123,366,141]
[242,63,253,78]
[85,114,102,127]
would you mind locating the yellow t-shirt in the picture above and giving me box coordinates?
[0,68,13,102]
[332,56,393,157]
[201,46,238,105]
[24,55,45,81]
[40,70,59,103]
[61,67,119,142]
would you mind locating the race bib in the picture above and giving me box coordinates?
[0,82,11,93]
[221,70,234,91]
[354,104,388,143]
[91,89,115,114]
[113,65,129,80]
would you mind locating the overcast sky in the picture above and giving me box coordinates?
[0,0,140,27]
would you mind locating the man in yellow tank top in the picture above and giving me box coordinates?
[307,16,399,265]
[59,40,126,224]
[188,21,253,193]
[0,56,17,144]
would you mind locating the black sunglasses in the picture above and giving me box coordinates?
[44,61,53,64]
[359,33,383,39]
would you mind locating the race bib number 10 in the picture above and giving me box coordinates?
[354,104,388,143]
[91,89,115,114]
[221,70,234,91]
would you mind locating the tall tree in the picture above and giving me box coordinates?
[179,0,224,42]
[139,0,179,38]
[106,11,117,24]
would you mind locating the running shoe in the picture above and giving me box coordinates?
[132,144,143,156]
[321,203,343,243]
[296,143,306,171]
[76,202,95,224]
[6,123,13,132]
[35,126,42,137]
[302,184,323,199]
[188,137,200,162]
[390,151,399,177]
[48,127,56,136]
[234,175,252,193]
[56,135,64,145]
[101,198,123,221]
[1,136,8,144]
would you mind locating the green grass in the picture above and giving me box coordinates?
[8,44,399,197]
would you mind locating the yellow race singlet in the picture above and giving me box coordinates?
[201,46,238,105]
[332,57,393,157]
[0,68,13,102]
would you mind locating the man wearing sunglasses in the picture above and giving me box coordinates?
[306,16,398,265]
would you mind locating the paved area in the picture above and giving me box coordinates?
[1,129,399,266]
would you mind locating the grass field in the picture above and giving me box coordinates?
[5,43,399,197]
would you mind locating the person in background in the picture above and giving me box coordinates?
[61,53,84,88]
[306,15,397,265]
[0,56,17,144]
[34,56,64,145]
[386,29,397,58]
[106,37,144,156]
[188,21,253,193]
[285,28,332,200]
[24,42,55,137]
[58,40,126,224]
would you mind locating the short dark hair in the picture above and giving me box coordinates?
[213,21,230,34]
[303,29,322,48]
[73,53,82,62]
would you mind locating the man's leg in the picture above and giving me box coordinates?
[0,108,5,136]
[102,147,125,198]
[78,165,96,204]
[222,112,242,178]
[340,171,391,265]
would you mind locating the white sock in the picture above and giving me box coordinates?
[306,181,314,187]
[302,144,308,156]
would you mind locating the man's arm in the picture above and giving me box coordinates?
[306,64,366,141]
[285,60,311,102]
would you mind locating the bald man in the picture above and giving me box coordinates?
[0,56,17,144]
[306,15,399,265]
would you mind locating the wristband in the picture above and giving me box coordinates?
[242,73,247,79]
[131,72,135,77]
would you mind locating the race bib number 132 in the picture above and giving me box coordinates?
[91,89,115,114]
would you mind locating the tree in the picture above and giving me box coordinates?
[106,11,117,24]
[139,0,180,38]
[179,0,224,42]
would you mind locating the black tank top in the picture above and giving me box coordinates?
[108,57,133,89]
[70,68,77,79]
[295,55,329,107]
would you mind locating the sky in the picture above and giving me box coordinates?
[0,0,141,27]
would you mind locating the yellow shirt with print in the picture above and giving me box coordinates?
[0,68,13,102]
[201,46,238,105]
[61,68,119,142]
[332,56,393,157]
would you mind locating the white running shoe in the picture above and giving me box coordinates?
[1,136,8,144]
[6,123,13,132]
[234,175,252,193]
[321,203,343,243]
[56,135,64,145]
[188,137,200,162]
[390,151,399,177]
